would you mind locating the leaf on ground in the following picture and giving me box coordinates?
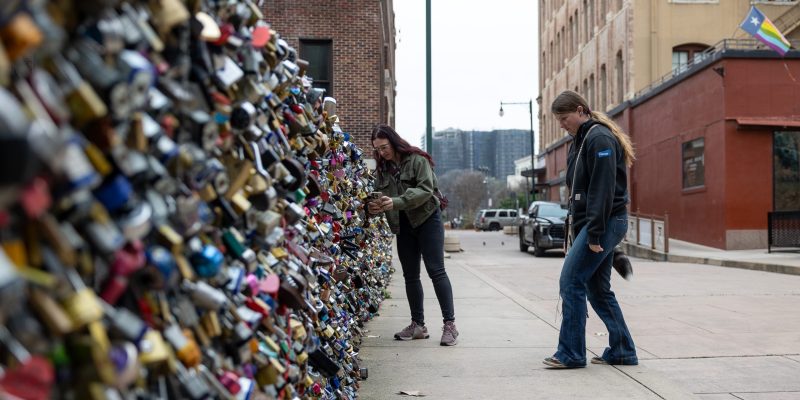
[398,390,426,397]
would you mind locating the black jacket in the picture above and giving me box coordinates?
[566,120,629,245]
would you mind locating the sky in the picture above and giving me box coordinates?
[393,0,540,152]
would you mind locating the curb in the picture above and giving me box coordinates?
[621,242,800,276]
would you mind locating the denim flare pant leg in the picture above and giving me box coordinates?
[554,214,637,367]
[396,210,455,325]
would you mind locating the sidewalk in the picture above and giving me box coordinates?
[357,236,700,399]
[622,238,800,275]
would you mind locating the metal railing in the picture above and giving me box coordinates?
[624,210,670,253]
[633,38,800,100]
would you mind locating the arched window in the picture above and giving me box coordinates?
[599,64,607,111]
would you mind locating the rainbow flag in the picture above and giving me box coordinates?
[740,6,791,56]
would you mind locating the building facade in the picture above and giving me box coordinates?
[538,0,798,204]
[613,43,800,249]
[262,0,396,150]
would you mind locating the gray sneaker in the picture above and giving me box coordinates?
[394,321,429,340]
[440,321,458,346]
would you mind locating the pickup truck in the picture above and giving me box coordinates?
[518,201,568,257]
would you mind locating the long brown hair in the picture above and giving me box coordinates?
[370,124,434,170]
[551,90,636,167]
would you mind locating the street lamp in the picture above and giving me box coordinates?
[499,99,536,211]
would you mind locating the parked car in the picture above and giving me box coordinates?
[518,201,568,256]
[474,209,519,231]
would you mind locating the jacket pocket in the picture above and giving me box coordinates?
[399,172,416,189]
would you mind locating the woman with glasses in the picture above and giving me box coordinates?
[368,124,458,346]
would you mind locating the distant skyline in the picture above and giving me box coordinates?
[393,1,540,152]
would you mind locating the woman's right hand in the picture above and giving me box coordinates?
[367,201,383,215]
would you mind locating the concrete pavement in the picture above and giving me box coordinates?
[358,231,800,400]
[623,238,800,276]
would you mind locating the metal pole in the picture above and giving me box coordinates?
[426,0,432,152]
[529,99,535,202]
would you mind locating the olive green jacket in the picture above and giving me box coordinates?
[374,153,440,233]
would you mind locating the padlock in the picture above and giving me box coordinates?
[222,228,256,267]
[137,329,170,367]
[102,302,148,345]
[28,288,74,335]
[163,324,201,367]
[0,11,43,61]
[183,279,228,310]
[174,361,211,400]
[0,325,55,400]
[108,341,139,389]
[188,238,223,278]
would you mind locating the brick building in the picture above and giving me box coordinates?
[612,41,800,250]
[262,1,396,150]
[537,0,798,204]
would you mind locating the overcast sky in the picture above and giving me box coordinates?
[393,0,539,151]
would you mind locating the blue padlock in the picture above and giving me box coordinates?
[190,244,223,278]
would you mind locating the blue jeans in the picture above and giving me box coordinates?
[397,210,455,324]
[554,214,637,367]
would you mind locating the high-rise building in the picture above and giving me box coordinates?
[431,129,531,180]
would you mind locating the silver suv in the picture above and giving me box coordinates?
[474,209,518,231]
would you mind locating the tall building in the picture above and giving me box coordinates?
[538,0,798,202]
[262,1,396,150]
[431,129,531,180]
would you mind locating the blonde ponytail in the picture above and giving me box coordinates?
[590,111,636,167]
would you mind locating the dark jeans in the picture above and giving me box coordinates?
[554,213,637,367]
[397,210,455,324]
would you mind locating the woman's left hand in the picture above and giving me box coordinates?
[379,196,393,211]
[589,244,604,253]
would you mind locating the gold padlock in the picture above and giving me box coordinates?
[148,0,190,37]
[138,330,170,366]
[84,142,113,177]
[29,288,74,335]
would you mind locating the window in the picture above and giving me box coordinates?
[583,0,589,43]
[774,131,800,210]
[600,0,607,26]
[574,10,579,47]
[498,211,508,217]
[599,64,607,111]
[300,39,333,96]
[672,51,689,73]
[672,43,711,73]
[588,74,595,108]
[615,51,624,104]
[484,211,497,217]
[588,0,595,35]
[682,138,705,189]
[568,16,573,57]
[582,78,588,99]
[542,51,547,79]
[550,41,554,77]
[510,211,518,218]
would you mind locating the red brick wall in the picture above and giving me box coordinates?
[262,1,390,151]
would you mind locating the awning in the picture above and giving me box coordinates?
[734,117,800,128]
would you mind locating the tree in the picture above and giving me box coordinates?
[437,169,487,225]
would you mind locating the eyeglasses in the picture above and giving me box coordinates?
[374,144,392,152]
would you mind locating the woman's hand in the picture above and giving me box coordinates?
[367,201,383,215]
[589,244,604,253]
[378,196,393,211]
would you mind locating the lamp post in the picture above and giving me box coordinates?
[499,99,536,211]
